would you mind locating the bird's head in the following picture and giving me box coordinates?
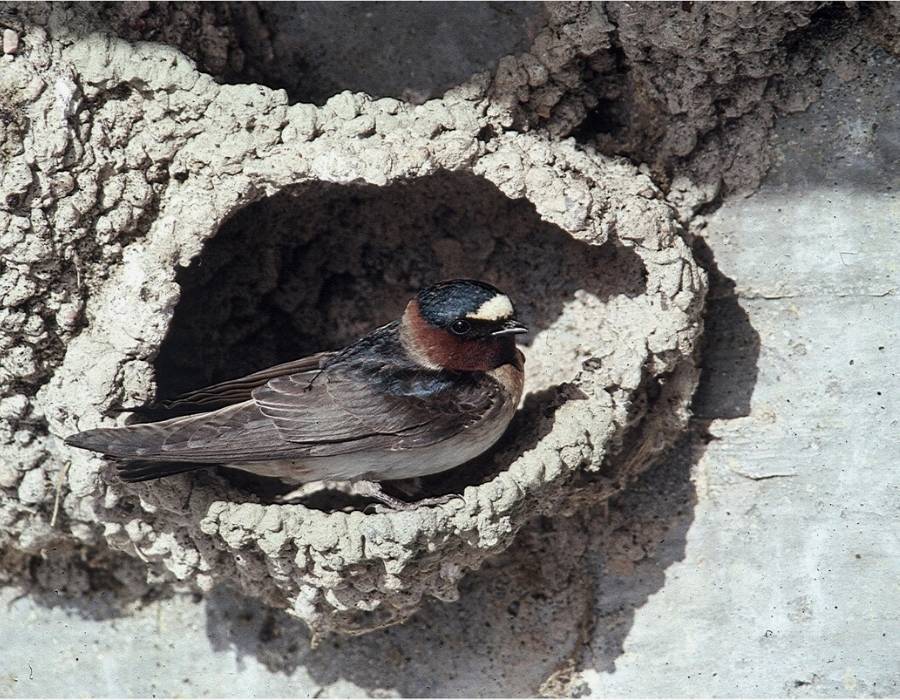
[400,279,527,372]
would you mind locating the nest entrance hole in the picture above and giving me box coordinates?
[152,172,646,507]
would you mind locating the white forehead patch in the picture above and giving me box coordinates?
[467,294,514,321]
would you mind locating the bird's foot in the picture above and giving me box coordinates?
[353,481,460,511]
[274,480,459,511]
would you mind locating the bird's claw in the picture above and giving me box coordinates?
[276,480,461,512]
[355,481,460,511]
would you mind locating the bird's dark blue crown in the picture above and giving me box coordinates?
[416,279,504,327]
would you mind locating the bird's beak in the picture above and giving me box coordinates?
[492,319,528,336]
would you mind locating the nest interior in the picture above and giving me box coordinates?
[151,171,648,504]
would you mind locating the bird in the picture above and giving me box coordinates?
[65,279,527,509]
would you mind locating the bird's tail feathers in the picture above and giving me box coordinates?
[113,459,207,483]
[65,425,168,460]
[65,427,210,482]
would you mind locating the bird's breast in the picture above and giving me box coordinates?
[487,349,525,406]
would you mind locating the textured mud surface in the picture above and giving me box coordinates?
[93,2,898,205]
[1,2,894,639]
[0,3,703,636]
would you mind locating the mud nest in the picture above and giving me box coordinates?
[1,7,707,635]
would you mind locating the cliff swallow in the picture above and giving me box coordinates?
[65,279,527,509]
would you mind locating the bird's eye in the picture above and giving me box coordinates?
[450,319,471,335]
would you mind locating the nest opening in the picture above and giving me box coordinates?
[152,172,646,507]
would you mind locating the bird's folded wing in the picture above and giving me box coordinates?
[108,364,504,463]
[153,351,335,415]
[151,401,289,460]
[252,364,504,457]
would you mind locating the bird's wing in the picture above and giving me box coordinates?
[72,363,504,466]
[252,363,505,457]
[149,351,335,416]
[71,400,289,463]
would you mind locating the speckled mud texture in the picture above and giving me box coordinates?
[1,2,893,639]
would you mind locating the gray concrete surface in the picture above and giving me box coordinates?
[580,51,899,697]
[2,17,898,700]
